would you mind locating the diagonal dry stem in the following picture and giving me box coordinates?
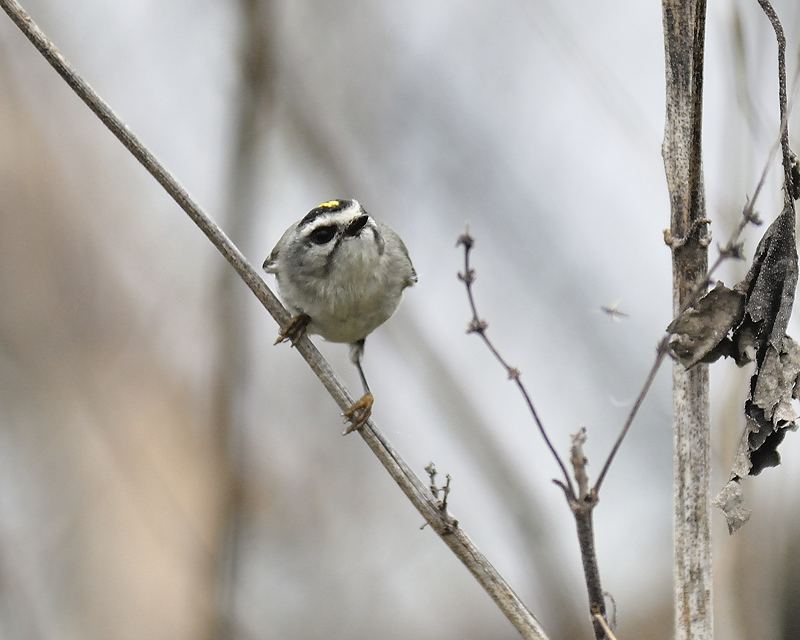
[0,2,550,637]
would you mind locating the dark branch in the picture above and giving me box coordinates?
[757,0,794,201]
[556,429,608,640]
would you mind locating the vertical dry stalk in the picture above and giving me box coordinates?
[211,1,277,637]
[661,1,713,639]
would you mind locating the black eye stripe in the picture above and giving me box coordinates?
[309,225,337,245]
[346,215,369,236]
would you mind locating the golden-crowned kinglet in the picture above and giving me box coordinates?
[263,199,417,432]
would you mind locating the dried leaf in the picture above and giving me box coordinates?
[713,479,752,534]
[752,337,800,425]
[730,337,800,478]
[668,282,745,367]
[735,202,798,354]
[726,205,799,483]
[676,205,800,531]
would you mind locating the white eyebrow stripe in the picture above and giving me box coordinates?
[298,200,361,230]
[299,210,360,235]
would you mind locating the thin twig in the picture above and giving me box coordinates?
[425,462,438,498]
[423,462,454,514]
[570,428,590,500]
[0,2,550,638]
[457,229,574,495]
[565,430,607,640]
[757,0,793,201]
[594,337,670,492]
[595,176,758,493]
[441,474,452,511]
[457,236,612,638]
[592,614,618,640]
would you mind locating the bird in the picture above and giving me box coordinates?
[263,199,417,432]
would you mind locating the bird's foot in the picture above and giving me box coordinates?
[342,393,373,434]
[275,314,311,346]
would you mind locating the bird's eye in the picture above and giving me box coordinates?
[309,225,337,245]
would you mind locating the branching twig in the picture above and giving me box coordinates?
[457,229,573,494]
[424,462,454,515]
[458,238,612,638]
[0,2,550,638]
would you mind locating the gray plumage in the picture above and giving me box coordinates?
[264,199,417,364]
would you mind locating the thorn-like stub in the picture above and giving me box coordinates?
[699,226,712,247]
[718,241,745,260]
[456,228,474,249]
[664,218,712,250]
[467,319,488,334]
[743,206,763,226]
[440,518,459,535]
[457,268,476,284]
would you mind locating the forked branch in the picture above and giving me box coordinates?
[458,236,610,639]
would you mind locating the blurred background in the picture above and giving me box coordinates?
[0,0,799,638]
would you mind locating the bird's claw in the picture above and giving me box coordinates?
[342,393,373,434]
[275,314,310,346]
